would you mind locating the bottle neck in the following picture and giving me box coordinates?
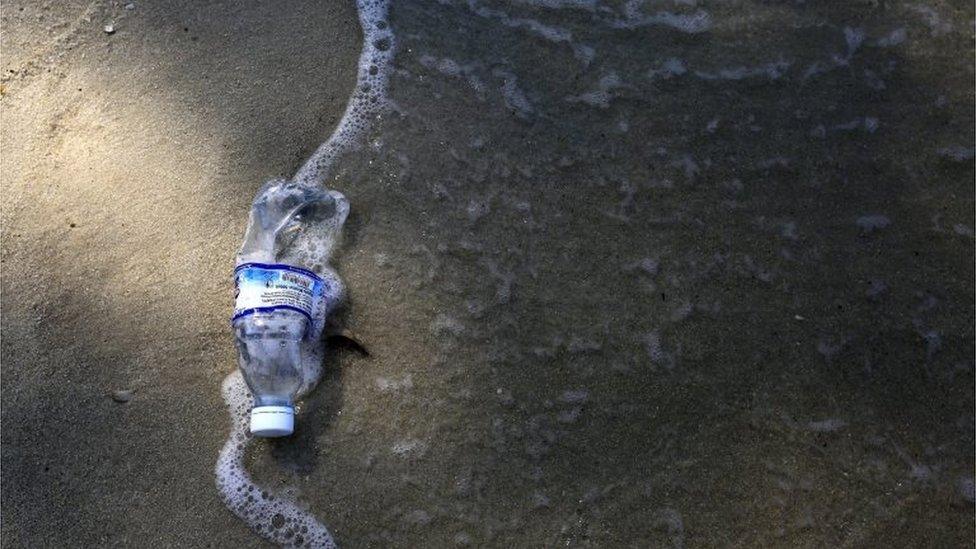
[253,395,295,408]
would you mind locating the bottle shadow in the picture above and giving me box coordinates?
[267,308,364,475]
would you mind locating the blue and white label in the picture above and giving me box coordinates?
[233,263,326,330]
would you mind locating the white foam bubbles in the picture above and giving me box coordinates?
[293,0,396,187]
[566,71,623,108]
[465,1,596,65]
[491,68,535,118]
[611,2,711,33]
[910,5,952,37]
[216,370,336,549]
[938,145,975,162]
[647,57,687,80]
[694,59,791,81]
[875,28,907,47]
[856,214,891,232]
[217,1,394,546]
[419,54,487,96]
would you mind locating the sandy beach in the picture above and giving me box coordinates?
[2,0,973,547]
[2,1,359,545]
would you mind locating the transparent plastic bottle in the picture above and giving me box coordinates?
[232,178,348,437]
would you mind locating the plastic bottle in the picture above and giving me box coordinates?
[232,178,348,437]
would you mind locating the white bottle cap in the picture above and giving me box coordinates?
[250,406,294,437]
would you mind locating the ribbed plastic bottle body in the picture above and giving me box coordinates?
[232,178,349,436]
[232,310,306,408]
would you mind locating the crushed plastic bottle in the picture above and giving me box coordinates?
[232,178,349,437]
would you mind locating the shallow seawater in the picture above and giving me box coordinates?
[243,0,974,547]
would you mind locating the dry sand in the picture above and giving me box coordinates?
[2,1,359,545]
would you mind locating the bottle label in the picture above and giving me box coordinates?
[233,263,326,328]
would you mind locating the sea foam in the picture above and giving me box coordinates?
[216,1,394,546]
[293,0,396,188]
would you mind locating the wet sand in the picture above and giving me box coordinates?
[2,0,974,547]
